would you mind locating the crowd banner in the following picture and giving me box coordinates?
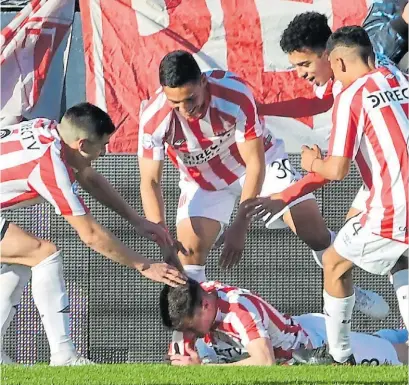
[0,0,75,125]
[80,0,368,153]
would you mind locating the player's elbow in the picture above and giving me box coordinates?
[256,352,275,366]
[78,223,104,249]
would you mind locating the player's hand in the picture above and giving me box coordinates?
[170,344,201,366]
[136,219,189,255]
[243,194,287,223]
[134,218,174,246]
[300,144,322,172]
[160,244,186,273]
[139,262,187,287]
[217,217,248,270]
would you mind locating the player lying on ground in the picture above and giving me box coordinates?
[245,26,409,364]
[0,103,185,366]
[137,49,385,318]
[160,279,408,366]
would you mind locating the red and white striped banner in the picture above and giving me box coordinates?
[0,0,75,125]
[80,0,369,153]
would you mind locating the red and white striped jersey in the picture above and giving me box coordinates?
[329,67,409,243]
[314,78,343,100]
[138,70,276,191]
[0,118,88,216]
[200,281,310,355]
[314,55,399,100]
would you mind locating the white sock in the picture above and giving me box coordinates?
[323,290,355,363]
[183,265,207,283]
[0,264,31,343]
[311,230,336,268]
[392,269,409,330]
[31,250,76,359]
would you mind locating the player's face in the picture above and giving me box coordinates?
[288,49,333,86]
[183,299,216,338]
[163,76,208,121]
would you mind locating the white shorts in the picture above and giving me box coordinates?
[295,313,401,365]
[333,212,409,275]
[351,185,370,212]
[176,152,315,230]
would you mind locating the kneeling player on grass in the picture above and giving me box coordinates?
[0,103,185,366]
[160,279,407,366]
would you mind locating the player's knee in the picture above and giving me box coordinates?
[323,260,352,285]
[298,227,331,251]
[29,239,58,264]
[178,247,208,266]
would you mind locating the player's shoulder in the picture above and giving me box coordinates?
[140,89,171,124]
[337,75,368,103]
[206,70,253,97]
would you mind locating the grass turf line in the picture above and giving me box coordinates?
[2,364,408,385]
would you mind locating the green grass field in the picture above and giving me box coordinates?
[2,364,408,385]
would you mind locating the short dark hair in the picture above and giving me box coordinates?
[159,50,202,88]
[62,102,115,140]
[326,26,374,61]
[280,12,332,54]
[159,278,203,331]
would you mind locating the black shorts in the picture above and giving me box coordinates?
[0,217,10,241]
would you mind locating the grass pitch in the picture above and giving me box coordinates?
[2,364,408,385]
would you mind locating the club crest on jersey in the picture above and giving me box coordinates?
[0,129,11,139]
[142,133,154,149]
[366,86,408,109]
[71,181,80,195]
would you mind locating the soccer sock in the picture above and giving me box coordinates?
[183,265,207,283]
[31,250,76,359]
[0,264,31,347]
[392,269,409,330]
[323,290,355,363]
[311,230,336,268]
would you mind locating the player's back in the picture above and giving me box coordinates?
[359,67,408,241]
[1,118,64,210]
[202,281,310,352]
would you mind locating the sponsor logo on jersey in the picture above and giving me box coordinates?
[173,138,186,147]
[0,129,11,139]
[367,86,408,109]
[20,121,40,150]
[182,131,234,165]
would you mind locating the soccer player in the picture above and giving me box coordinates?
[0,103,185,365]
[363,0,408,71]
[137,50,384,318]
[260,12,401,225]
[245,27,409,364]
[160,279,408,366]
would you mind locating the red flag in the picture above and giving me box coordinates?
[1,0,75,124]
[80,0,368,153]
